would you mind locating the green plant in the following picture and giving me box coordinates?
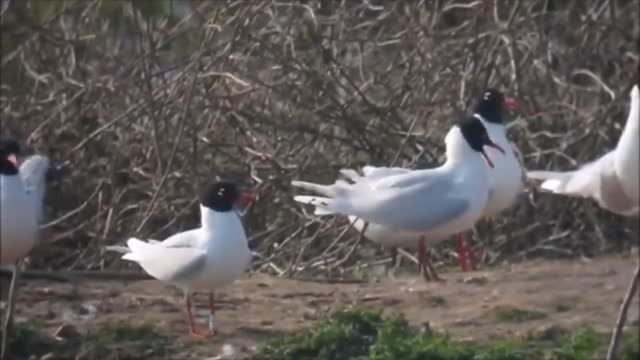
[253,306,544,360]
[5,320,59,359]
[254,306,385,360]
[80,321,167,359]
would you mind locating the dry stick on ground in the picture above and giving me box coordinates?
[606,262,640,360]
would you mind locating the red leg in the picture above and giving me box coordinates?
[456,233,471,272]
[185,293,205,337]
[207,292,218,336]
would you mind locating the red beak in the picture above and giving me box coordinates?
[503,96,520,111]
[236,191,254,208]
[7,154,17,166]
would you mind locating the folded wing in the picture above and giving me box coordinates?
[293,169,470,232]
[122,238,207,282]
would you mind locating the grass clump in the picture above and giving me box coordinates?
[494,306,548,323]
[80,320,168,359]
[252,306,537,360]
[253,306,385,360]
[5,320,61,359]
[252,306,639,360]
[548,325,638,360]
[617,332,640,360]
[4,320,168,360]
[550,327,602,360]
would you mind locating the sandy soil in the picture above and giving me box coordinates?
[3,254,639,359]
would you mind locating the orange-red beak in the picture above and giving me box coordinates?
[7,154,17,166]
[503,96,520,111]
[236,191,254,208]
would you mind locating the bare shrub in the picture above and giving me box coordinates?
[1,0,638,276]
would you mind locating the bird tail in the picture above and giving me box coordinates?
[104,236,163,255]
[291,180,335,197]
[339,169,362,182]
[526,170,573,193]
[291,179,353,216]
[104,245,131,254]
[292,195,336,215]
[107,238,151,262]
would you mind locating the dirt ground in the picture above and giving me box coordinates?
[3,254,640,359]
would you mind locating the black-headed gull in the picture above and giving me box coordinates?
[330,89,521,277]
[1,140,51,356]
[527,74,639,216]
[292,115,505,281]
[106,181,253,337]
[448,89,524,270]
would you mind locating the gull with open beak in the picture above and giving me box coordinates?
[292,115,505,281]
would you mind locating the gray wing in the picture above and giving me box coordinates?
[158,229,200,248]
[19,155,50,194]
[124,238,207,283]
[19,155,50,223]
[349,172,471,232]
[164,253,207,282]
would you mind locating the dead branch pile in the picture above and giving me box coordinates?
[1,0,638,277]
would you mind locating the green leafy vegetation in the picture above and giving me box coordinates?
[5,320,168,360]
[5,306,638,359]
[80,320,168,358]
[5,319,60,359]
[251,306,639,360]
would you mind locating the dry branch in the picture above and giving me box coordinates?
[0,0,637,278]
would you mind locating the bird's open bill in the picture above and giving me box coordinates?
[236,191,254,208]
[503,96,520,111]
[481,142,506,168]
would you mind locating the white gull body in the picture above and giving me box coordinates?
[527,85,639,216]
[292,120,495,245]
[344,113,524,249]
[1,155,50,265]
[112,205,251,292]
[106,182,252,336]
[1,152,50,358]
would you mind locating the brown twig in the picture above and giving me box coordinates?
[606,263,640,360]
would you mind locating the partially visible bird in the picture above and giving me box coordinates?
[527,69,639,216]
[1,140,52,359]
